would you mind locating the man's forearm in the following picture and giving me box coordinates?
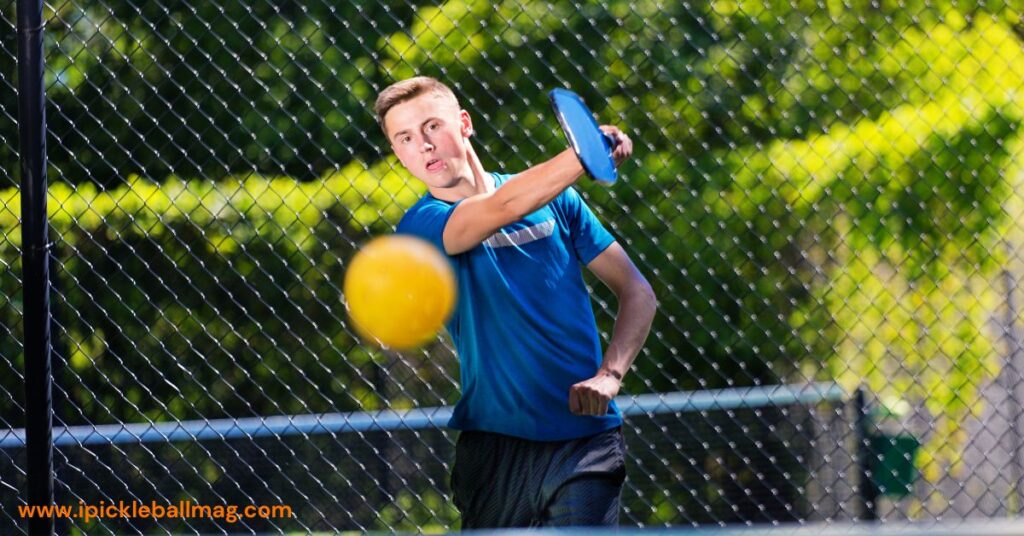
[598,281,657,380]
[494,149,583,219]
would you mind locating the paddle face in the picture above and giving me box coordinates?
[549,88,618,184]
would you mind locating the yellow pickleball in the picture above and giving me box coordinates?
[343,235,457,351]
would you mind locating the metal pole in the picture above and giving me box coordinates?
[855,388,878,521]
[17,0,55,533]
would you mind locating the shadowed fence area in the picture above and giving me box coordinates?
[2,383,851,532]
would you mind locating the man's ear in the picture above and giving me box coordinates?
[460,110,474,138]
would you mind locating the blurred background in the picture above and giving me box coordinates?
[1,0,1023,533]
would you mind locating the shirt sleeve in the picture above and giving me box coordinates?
[396,198,462,255]
[557,186,615,265]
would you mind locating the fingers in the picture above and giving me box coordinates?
[587,392,597,415]
[599,125,633,166]
[568,383,611,416]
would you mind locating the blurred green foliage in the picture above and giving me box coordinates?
[1,159,438,424]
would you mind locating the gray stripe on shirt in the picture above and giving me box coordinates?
[484,219,555,248]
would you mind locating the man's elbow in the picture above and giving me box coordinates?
[641,279,658,318]
[627,276,657,318]
[443,229,484,256]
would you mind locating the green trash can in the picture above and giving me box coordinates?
[868,432,920,498]
[866,399,920,498]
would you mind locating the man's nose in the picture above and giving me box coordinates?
[420,138,435,152]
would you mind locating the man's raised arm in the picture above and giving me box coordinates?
[443,126,632,255]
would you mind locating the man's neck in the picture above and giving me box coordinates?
[429,172,493,202]
[428,140,494,202]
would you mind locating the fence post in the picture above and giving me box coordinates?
[17,0,55,533]
[855,388,878,521]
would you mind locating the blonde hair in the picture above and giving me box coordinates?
[374,76,460,136]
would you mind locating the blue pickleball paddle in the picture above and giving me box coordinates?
[549,88,619,184]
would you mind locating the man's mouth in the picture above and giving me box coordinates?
[426,159,445,172]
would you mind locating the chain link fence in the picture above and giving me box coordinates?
[2,0,1024,532]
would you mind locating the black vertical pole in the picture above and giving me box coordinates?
[855,388,878,521]
[17,0,55,534]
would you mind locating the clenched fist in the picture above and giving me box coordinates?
[569,371,622,416]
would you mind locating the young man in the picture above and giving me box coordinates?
[374,76,656,528]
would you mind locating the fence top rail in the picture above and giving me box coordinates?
[0,382,844,448]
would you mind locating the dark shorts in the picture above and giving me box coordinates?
[450,426,626,529]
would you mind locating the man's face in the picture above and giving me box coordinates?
[384,93,472,188]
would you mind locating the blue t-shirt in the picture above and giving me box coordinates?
[396,172,622,441]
